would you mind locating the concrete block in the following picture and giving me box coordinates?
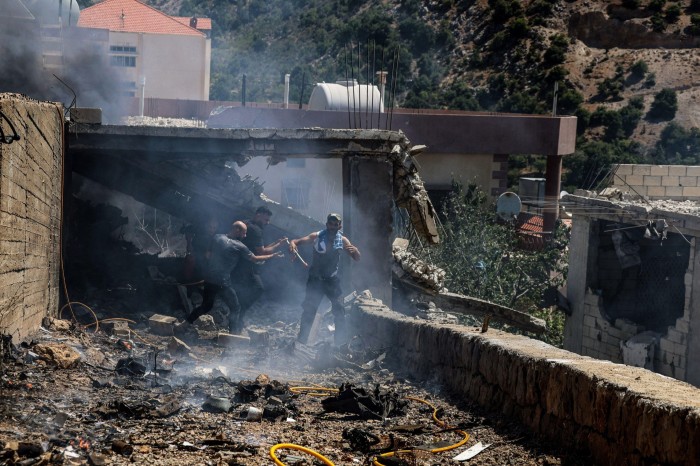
[665,186,683,198]
[615,165,634,175]
[101,320,129,335]
[661,176,680,187]
[669,166,687,176]
[632,165,651,175]
[686,166,700,177]
[247,327,270,347]
[650,165,669,176]
[679,176,699,187]
[625,175,643,186]
[682,186,700,197]
[643,175,661,186]
[647,186,666,197]
[217,332,251,347]
[675,318,689,333]
[621,331,657,370]
[148,314,177,336]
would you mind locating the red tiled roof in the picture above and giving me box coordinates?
[517,212,544,234]
[78,0,204,36]
[173,16,212,30]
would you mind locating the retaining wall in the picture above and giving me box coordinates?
[0,94,63,340]
[350,296,700,466]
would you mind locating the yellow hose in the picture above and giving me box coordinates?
[269,443,335,466]
[289,386,340,397]
[371,396,470,466]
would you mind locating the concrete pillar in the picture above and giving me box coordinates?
[563,216,593,353]
[543,154,562,238]
[342,156,393,304]
[686,238,700,386]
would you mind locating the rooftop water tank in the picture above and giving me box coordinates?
[308,80,384,113]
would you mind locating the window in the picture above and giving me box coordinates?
[110,55,136,67]
[110,45,137,53]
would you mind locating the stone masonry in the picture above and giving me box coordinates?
[0,94,63,340]
[350,296,700,466]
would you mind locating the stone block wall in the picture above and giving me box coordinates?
[613,164,700,200]
[350,297,700,466]
[0,94,63,340]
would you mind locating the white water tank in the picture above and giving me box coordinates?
[308,80,384,113]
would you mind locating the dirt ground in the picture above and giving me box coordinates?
[0,297,594,466]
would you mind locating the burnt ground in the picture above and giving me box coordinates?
[0,293,596,466]
[0,199,595,465]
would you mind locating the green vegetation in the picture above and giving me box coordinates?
[414,182,568,347]
[648,88,678,121]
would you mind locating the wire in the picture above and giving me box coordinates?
[289,386,340,397]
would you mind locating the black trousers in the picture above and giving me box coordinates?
[298,275,346,345]
[232,272,264,330]
[188,282,241,333]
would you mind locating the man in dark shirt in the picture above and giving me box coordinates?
[288,213,360,346]
[232,206,288,331]
[178,221,282,334]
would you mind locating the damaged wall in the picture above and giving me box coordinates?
[563,192,700,387]
[350,296,700,466]
[0,94,63,340]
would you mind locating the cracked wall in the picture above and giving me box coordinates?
[0,94,63,340]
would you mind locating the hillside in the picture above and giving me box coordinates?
[78,0,700,189]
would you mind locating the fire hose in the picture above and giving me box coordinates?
[285,239,309,268]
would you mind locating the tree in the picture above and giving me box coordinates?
[647,88,678,120]
[629,60,648,79]
[413,182,568,346]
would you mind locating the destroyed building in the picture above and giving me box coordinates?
[2,93,700,465]
[564,164,700,387]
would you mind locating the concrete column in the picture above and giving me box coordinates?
[686,238,700,386]
[563,216,593,353]
[342,156,393,304]
[543,154,562,238]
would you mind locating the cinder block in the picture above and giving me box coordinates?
[615,165,634,176]
[625,175,643,186]
[217,332,251,347]
[669,166,687,176]
[665,186,683,198]
[643,175,661,186]
[247,328,270,347]
[682,186,700,198]
[632,165,651,175]
[662,176,680,187]
[148,314,177,336]
[686,166,700,177]
[679,176,699,187]
[647,186,666,197]
[650,165,670,176]
[675,318,689,333]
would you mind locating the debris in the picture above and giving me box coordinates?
[148,314,177,336]
[321,384,408,420]
[167,337,192,355]
[115,356,147,376]
[245,406,263,421]
[453,441,491,461]
[42,317,73,332]
[32,342,81,368]
[247,327,270,347]
[217,332,251,347]
[111,439,133,456]
[203,395,232,413]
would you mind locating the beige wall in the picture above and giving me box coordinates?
[418,152,495,192]
[110,31,210,101]
[0,94,63,340]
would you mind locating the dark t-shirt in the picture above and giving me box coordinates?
[205,234,253,286]
[238,220,264,274]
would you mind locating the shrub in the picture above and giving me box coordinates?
[690,14,700,35]
[622,0,641,8]
[629,60,648,79]
[644,72,657,87]
[665,4,681,22]
[650,13,666,31]
[489,0,523,23]
[647,88,678,120]
[597,76,624,100]
[647,0,667,12]
[692,0,700,12]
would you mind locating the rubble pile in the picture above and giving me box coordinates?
[392,242,447,293]
[390,144,440,245]
[0,305,583,466]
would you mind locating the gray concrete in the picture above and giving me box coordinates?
[350,296,700,466]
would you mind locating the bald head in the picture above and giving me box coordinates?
[230,221,247,239]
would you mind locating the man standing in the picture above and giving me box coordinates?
[178,221,282,334]
[232,206,287,331]
[288,213,360,346]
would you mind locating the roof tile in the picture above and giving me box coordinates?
[77,0,205,36]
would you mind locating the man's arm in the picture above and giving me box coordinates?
[289,232,318,254]
[342,237,361,261]
[250,251,284,263]
[256,237,288,255]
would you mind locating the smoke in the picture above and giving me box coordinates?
[0,1,124,120]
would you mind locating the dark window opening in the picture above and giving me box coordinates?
[596,219,690,330]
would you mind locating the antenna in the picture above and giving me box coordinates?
[551,81,559,116]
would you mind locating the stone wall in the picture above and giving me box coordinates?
[613,164,700,200]
[0,94,63,340]
[350,297,700,466]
